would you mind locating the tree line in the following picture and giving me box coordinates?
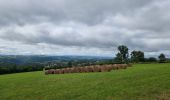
[0,63,44,74]
[115,45,167,64]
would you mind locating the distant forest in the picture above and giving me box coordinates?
[0,55,112,74]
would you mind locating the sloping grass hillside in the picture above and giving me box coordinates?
[0,63,170,100]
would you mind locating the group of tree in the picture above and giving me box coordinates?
[115,45,167,64]
[0,63,44,74]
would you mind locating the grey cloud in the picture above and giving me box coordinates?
[0,0,170,56]
[0,0,154,26]
[0,23,118,48]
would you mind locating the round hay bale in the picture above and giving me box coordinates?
[93,66,100,72]
[55,69,60,74]
[87,66,94,72]
[48,69,55,74]
[76,67,82,73]
[122,64,127,69]
[111,64,117,70]
[81,67,88,73]
[69,68,74,73]
[63,68,70,74]
[67,68,71,73]
[61,69,65,74]
[70,67,78,73]
[73,67,78,73]
[100,66,108,72]
[115,64,120,70]
[67,68,72,73]
[53,69,57,74]
[79,67,85,73]
[58,69,63,74]
[119,64,127,69]
[107,65,113,72]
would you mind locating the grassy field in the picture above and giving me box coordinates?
[0,63,170,100]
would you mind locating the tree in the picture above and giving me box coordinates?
[158,53,166,63]
[131,51,144,63]
[115,53,122,63]
[115,45,129,64]
[148,57,157,62]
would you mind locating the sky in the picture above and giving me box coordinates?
[0,0,170,57]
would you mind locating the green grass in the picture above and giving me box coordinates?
[0,63,170,100]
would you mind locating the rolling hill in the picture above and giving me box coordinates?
[0,63,170,100]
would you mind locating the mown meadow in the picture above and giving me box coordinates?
[0,63,170,100]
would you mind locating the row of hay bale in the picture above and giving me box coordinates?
[45,64,131,75]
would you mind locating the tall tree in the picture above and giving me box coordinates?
[158,53,166,63]
[131,51,144,63]
[115,45,129,64]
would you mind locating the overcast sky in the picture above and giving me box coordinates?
[0,0,170,57]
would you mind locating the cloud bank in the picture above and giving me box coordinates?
[0,0,170,57]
